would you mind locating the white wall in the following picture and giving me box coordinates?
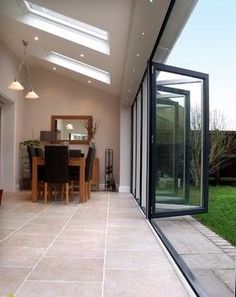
[0,39,25,191]
[23,67,120,188]
[119,105,131,193]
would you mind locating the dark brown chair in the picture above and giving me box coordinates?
[85,147,96,200]
[44,145,71,204]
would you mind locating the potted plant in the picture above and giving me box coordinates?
[20,139,41,189]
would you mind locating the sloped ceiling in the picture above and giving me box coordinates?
[0,0,197,105]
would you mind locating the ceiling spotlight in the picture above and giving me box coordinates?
[53,66,57,70]
[136,53,140,57]
[80,54,84,57]
[34,36,39,41]
[133,68,136,72]
[88,80,91,83]
[141,32,145,35]
[128,89,131,92]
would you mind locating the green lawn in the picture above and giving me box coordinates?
[194,186,236,246]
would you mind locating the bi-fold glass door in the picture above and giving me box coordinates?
[149,62,209,218]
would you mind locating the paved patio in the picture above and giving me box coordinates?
[154,216,236,297]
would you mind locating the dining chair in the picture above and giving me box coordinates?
[69,149,82,195]
[44,145,72,204]
[27,146,44,196]
[85,147,96,200]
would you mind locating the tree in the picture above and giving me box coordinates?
[190,107,236,186]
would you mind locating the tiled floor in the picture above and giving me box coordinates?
[0,191,193,297]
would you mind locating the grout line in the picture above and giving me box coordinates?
[24,279,103,284]
[14,203,81,295]
[0,202,56,243]
[101,191,110,297]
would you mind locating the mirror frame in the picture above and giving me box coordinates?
[51,115,93,144]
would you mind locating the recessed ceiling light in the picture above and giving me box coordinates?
[53,66,57,70]
[80,54,84,57]
[136,53,140,57]
[34,36,39,41]
[133,68,136,72]
[149,0,153,2]
[88,80,91,83]
[48,51,111,84]
[141,32,145,35]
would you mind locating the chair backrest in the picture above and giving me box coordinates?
[85,147,96,182]
[44,145,69,183]
[69,149,81,158]
[27,146,36,178]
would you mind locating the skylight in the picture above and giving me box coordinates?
[47,51,111,84]
[19,0,110,54]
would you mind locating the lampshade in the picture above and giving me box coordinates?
[8,80,24,90]
[66,123,73,130]
[8,40,39,98]
[25,90,39,99]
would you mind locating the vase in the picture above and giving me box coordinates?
[89,138,96,148]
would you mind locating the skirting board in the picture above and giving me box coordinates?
[119,186,130,193]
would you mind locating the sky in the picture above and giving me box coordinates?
[167,0,236,129]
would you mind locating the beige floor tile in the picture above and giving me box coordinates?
[0,267,30,296]
[47,240,104,258]
[73,213,107,220]
[65,219,106,230]
[57,229,106,243]
[30,217,68,226]
[0,228,15,240]
[104,269,189,297]
[106,250,172,270]
[108,225,153,237]
[107,233,159,250]
[0,246,45,268]
[29,257,103,282]
[0,212,37,221]
[1,233,55,248]
[0,219,27,229]
[108,217,147,227]
[17,223,63,235]
[16,280,102,297]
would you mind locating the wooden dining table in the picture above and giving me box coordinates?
[31,156,86,203]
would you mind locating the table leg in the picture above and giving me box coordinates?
[31,157,38,202]
[79,158,85,202]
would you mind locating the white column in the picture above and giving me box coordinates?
[119,105,131,193]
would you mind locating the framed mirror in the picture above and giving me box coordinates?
[51,115,92,144]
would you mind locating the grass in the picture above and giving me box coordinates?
[194,186,236,246]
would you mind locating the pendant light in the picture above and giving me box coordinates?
[8,40,39,99]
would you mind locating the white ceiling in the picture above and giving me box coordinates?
[0,0,196,105]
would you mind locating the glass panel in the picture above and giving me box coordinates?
[141,74,148,211]
[153,68,206,215]
[132,102,137,195]
[135,91,142,202]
